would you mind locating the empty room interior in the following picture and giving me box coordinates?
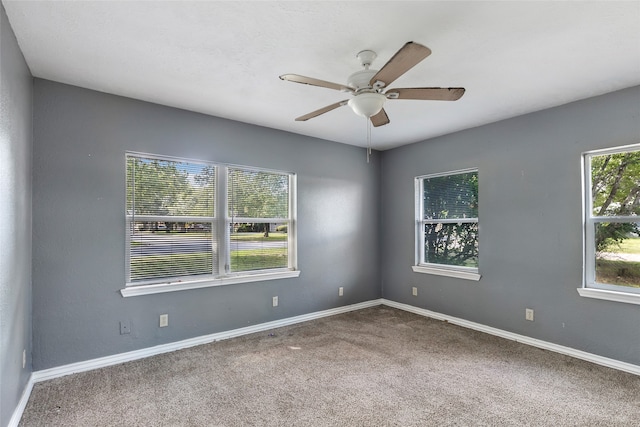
[2,1,640,426]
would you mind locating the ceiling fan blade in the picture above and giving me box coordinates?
[369,42,432,89]
[280,74,354,92]
[385,87,465,101]
[370,108,390,127]
[295,100,349,122]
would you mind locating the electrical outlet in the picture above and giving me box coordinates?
[120,320,131,335]
[272,296,279,307]
[525,308,534,322]
[159,314,169,327]
[338,287,344,296]
[22,349,26,369]
[412,287,418,296]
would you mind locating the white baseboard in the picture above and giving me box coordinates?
[31,299,384,383]
[11,297,638,426]
[381,298,640,376]
[8,374,34,427]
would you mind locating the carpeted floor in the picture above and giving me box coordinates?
[20,306,640,426]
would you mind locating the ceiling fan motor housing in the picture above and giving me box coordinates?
[347,69,378,91]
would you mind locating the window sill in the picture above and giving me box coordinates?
[412,265,481,281]
[576,287,640,305]
[120,270,301,297]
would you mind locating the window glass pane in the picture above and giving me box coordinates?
[230,223,288,272]
[423,172,478,220]
[594,222,640,288]
[228,169,289,219]
[126,156,215,217]
[423,222,478,268]
[590,151,640,217]
[129,221,215,282]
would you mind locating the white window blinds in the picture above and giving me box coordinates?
[125,153,296,286]
[126,154,216,282]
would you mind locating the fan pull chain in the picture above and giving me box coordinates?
[366,118,372,163]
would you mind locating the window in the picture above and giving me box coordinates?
[228,167,291,273]
[124,153,297,296]
[581,144,640,305]
[413,169,480,280]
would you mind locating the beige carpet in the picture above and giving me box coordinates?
[20,306,640,426]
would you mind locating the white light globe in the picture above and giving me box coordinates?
[348,93,386,118]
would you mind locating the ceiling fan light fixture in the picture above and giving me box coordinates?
[348,92,386,118]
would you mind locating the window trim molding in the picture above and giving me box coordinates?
[120,270,301,297]
[576,287,640,305]
[412,265,481,281]
[580,143,640,304]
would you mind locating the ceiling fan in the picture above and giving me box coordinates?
[280,42,465,127]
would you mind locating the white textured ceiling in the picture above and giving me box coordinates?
[3,1,640,150]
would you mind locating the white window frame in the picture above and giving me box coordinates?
[579,144,640,305]
[413,168,481,281]
[224,166,298,277]
[121,152,299,297]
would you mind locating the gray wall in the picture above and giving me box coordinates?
[32,79,381,370]
[0,5,32,426]
[381,86,640,365]
[23,51,640,377]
